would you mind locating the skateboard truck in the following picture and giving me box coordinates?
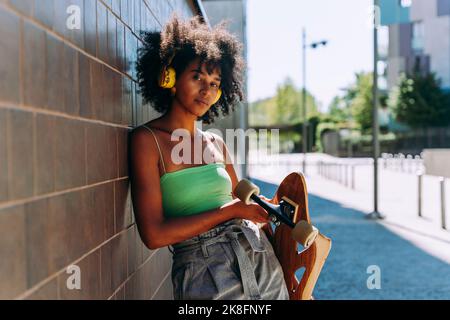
[233,179,319,248]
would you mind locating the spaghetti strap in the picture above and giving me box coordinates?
[142,125,167,174]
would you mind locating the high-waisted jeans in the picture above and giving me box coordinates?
[170,219,289,300]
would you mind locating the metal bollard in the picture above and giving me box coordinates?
[351,165,355,190]
[399,153,405,172]
[345,164,348,187]
[407,154,413,173]
[440,177,447,230]
[329,163,332,180]
[418,172,423,218]
[338,164,341,184]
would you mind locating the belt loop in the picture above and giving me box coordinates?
[200,240,209,258]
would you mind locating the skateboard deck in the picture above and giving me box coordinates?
[236,172,332,300]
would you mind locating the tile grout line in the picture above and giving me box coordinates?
[85,124,88,186]
[99,0,151,38]
[18,13,24,108]
[32,112,37,197]
[107,246,158,300]
[16,223,135,300]
[0,102,131,129]
[6,109,11,201]
[99,236,103,299]
[116,127,120,183]
[95,0,99,62]
[113,182,116,236]
[143,0,162,27]
[0,176,128,211]
[56,274,60,300]
[150,269,172,300]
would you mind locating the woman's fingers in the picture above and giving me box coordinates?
[259,195,273,203]
[256,206,270,223]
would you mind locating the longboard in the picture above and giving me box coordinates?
[234,172,332,300]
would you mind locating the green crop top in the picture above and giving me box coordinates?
[142,125,234,218]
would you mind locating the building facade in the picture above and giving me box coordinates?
[382,0,450,91]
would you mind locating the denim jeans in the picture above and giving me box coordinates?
[170,219,289,300]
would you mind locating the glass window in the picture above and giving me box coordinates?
[412,21,424,52]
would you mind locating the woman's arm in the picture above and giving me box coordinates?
[212,132,274,238]
[129,128,269,250]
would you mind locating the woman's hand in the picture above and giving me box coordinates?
[222,198,270,224]
[259,194,274,204]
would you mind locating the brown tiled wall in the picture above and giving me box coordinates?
[0,0,198,300]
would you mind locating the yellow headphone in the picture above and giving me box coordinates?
[158,57,222,105]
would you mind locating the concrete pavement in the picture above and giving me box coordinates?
[248,153,450,299]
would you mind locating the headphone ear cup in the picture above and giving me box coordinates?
[212,88,222,104]
[159,66,176,89]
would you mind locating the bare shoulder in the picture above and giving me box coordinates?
[130,125,153,148]
[129,125,159,165]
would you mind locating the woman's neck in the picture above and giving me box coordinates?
[160,101,200,136]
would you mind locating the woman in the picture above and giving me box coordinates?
[130,14,289,300]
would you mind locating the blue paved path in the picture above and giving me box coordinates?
[251,178,450,300]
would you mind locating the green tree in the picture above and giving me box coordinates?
[249,77,319,126]
[348,72,374,132]
[328,96,351,123]
[389,71,450,128]
[274,77,319,124]
[248,96,277,126]
[275,78,301,124]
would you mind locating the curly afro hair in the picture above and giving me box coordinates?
[136,14,245,125]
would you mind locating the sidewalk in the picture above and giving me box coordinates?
[248,153,450,299]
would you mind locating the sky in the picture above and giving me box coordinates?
[246,0,374,112]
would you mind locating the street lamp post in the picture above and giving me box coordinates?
[302,29,307,175]
[367,0,384,220]
[301,28,328,176]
